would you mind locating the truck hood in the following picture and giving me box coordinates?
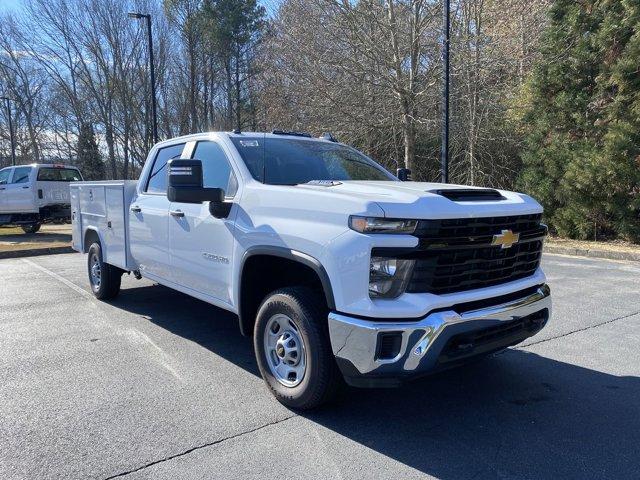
[296,181,542,219]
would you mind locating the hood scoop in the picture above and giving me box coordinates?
[429,188,506,202]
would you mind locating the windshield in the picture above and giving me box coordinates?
[37,167,83,182]
[229,136,395,185]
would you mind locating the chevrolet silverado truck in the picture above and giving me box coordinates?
[0,163,83,233]
[70,131,551,409]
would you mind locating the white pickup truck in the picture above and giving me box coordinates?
[0,163,83,233]
[71,131,551,409]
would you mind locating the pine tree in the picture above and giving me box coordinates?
[519,0,640,241]
[76,123,105,181]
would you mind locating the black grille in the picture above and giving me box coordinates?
[375,332,403,360]
[438,309,548,364]
[375,214,546,295]
[413,213,543,243]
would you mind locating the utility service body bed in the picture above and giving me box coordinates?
[70,181,138,271]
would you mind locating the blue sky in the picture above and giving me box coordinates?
[0,0,280,15]
[0,0,23,13]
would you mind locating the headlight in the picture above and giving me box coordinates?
[349,216,417,234]
[369,257,415,298]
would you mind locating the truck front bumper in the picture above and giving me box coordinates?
[328,285,551,387]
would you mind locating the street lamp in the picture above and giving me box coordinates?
[128,12,158,144]
[0,96,16,166]
[440,0,450,183]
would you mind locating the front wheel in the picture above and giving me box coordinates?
[21,223,41,234]
[87,242,122,300]
[254,287,341,410]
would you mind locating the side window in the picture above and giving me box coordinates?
[192,141,238,197]
[145,143,186,194]
[12,167,32,184]
[0,168,11,185]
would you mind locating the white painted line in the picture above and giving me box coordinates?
[129,328,183,382]
[21,258,94,300]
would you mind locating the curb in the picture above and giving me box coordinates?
[0,246,75,260]
[1,243,637,263]
[544,245,640,262]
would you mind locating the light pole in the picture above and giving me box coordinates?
[128,12,158,144]
[441,0,450,183]
[0,96,16,166]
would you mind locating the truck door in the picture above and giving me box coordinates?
[0,168,12,214]
[169,140,239,304]
[5,166,35,213]
[129,143,186,282]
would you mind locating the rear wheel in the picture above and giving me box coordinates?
[87,242,121,300]
[21,223,41,234]
[254,287,341,410]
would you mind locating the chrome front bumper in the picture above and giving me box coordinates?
[328,285,551,383]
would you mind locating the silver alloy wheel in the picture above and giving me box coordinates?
[263,313,306,387]
[90,253,101,289]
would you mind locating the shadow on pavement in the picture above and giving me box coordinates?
[113,283,640,480]
[0,226,71,244]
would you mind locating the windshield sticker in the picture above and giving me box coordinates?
[239,140,260,147]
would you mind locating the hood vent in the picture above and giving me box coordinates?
[430,188,505,202]
[304,180,342,187]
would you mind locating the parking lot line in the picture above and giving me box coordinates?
[21,257,93,300]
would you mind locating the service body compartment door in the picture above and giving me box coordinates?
[104,186,127,268]
[70,186,82,251]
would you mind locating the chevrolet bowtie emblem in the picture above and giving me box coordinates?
[492,229,520,249]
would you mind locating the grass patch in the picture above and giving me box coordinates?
[0,226,24,236]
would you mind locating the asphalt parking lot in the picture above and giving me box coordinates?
[1,252,639,479]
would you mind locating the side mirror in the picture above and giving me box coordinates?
[397,168,412,182]
[167,159,231,219]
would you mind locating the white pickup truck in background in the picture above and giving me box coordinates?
[0,164,83,233]
[71,131,551,409]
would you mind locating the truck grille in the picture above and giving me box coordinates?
[374,214,546,295]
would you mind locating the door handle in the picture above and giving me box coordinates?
[170,210,184,218]
[22,186,29,189]
[131,205,141,213]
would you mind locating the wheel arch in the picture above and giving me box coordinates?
[237,246,336,336]
[82,227,103,253]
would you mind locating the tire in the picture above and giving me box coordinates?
[254,287,342,410]
[87,242,122,300]
[21,223,41,234]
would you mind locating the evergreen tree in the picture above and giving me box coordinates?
[203,0,265,131]
[519,0,640,241]
[76,123,105,181]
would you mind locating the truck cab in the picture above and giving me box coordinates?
[0,164,83,233]
[71,131,551,409]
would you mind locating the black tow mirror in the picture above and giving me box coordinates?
[397,168,412,182]
[167,159,229,218]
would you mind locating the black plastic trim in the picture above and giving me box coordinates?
[238,246,336,335]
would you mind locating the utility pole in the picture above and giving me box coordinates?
[128,12,158,144]
[1,96,16,166]
[441,0,450,183]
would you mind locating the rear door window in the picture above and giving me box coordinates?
[0,168,11,185]
[11,167,32,184]
[37,168,82,181]
[146,143,186,194]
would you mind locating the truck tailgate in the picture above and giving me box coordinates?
[36,181,71,206]
[70,181,138,270]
